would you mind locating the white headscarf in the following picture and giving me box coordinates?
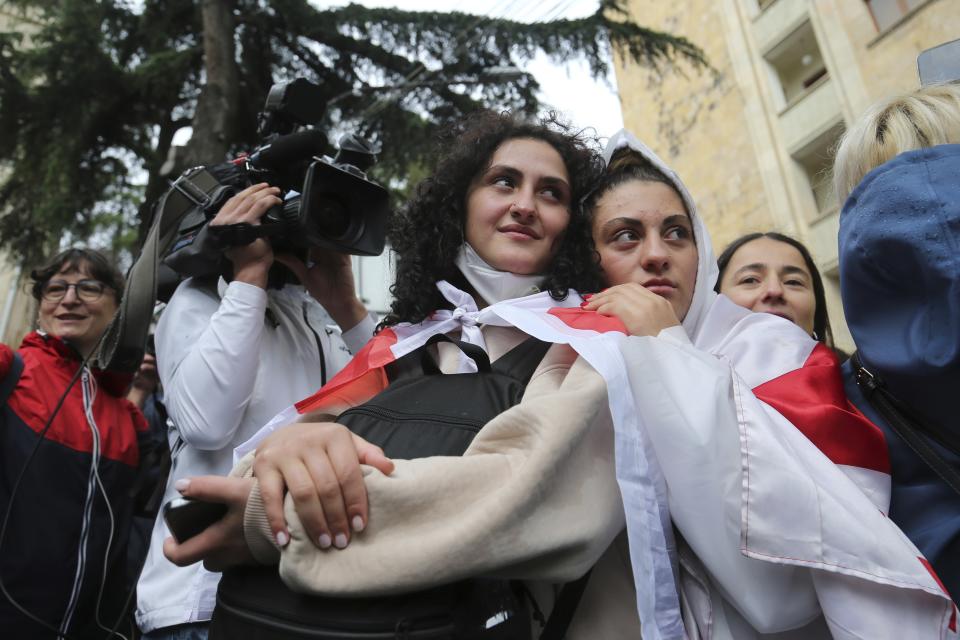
[601,129,720,339]
[597,130,822,639]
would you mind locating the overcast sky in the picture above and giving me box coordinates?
[314,0,624,139]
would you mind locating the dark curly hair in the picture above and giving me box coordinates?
[383,111,604,326]
[30,248,124,303]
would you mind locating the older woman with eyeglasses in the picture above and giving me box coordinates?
[0,248,149,639]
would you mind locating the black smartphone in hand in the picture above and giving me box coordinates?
[163,497,229,543]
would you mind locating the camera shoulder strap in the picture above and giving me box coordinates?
[96,168,224,373]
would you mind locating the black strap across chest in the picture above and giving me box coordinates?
[852,351,960,497]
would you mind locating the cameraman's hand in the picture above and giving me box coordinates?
[210,183,281,289]
[275,249,368,331]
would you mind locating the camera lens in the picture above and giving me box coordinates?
[311,195,351,239]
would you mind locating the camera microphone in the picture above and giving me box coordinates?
[249,129,328,170]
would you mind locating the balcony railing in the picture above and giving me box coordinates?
[778,75,842,152]
[752,0,807,53]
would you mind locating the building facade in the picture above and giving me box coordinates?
[612,0,957,350]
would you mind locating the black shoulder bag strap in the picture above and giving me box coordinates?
[539,570,593,640]
[852,351,960,497]
[494,337,591,640]
[418,333,492,374]
[395,332,591,639]
[492,337,552,385]
[0,353,24,406]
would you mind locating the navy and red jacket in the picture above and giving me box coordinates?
[0,332,147,638]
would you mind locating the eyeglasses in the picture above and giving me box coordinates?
[41,279,109,303]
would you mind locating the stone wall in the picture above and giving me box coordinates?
[614,0,780,253]
[614,0,957,352]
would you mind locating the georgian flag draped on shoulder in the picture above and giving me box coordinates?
[236,281,956,640]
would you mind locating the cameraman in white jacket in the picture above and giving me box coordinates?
[136,183,375,640]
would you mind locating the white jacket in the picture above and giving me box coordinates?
[135,277,374,633]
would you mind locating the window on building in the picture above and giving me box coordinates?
[764,21,829,108]
[865,0,927,32]
[793,122,845,219]
[352,247,396,318]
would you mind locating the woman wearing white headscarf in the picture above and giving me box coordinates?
[583,130,956,639]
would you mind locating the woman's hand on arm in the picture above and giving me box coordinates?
[252,422,394,551]
[583,283,680,337]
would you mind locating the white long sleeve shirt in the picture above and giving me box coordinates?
[136,277,374,633]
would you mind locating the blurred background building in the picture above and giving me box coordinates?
[612,0,957,351]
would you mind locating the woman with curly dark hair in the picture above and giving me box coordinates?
[166,111,643,638]
[384,110,603,325]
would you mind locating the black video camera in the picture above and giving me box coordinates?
[163,79,390,283]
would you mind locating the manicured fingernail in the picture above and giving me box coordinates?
[351,516,365,533]
[174,479,190,492]
[275,530,289,547]
[318,534,332,549]
[334,533,348,549]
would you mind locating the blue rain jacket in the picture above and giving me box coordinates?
[839,143,960,604]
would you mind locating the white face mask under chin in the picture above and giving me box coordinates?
[454,244,544,306]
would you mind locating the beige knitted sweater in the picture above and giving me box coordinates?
[235,325,641,638]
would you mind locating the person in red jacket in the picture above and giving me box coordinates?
[0,248,147,639]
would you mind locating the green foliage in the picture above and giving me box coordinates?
[0,0,707,264]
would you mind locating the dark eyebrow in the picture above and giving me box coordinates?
[486,164,571,191]
[662,214,691,228]
[600,216,644,234]
[732,263,810,279]
[780,265,810,278]
[600,213,690,234]
[485,164,521,178]
[732,262,766,279]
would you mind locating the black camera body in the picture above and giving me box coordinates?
[163,79,389,283]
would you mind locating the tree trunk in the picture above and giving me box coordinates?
[182,0,240,169]
[136,0,239,250]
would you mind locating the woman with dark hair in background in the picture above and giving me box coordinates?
[715,232,837,349]
[0,248,147,639]
[166,111,645,638]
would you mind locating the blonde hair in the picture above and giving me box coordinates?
[833,83,960,201]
